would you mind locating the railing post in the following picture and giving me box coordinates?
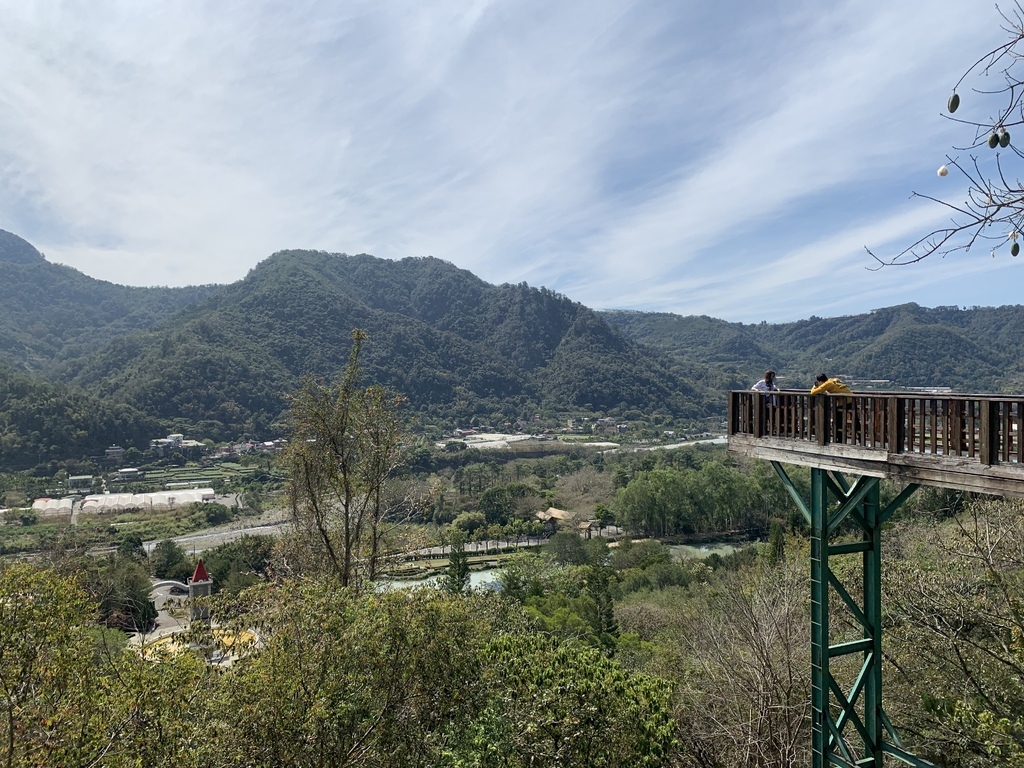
[727,392,736,436]
[951,399,964,456]
[754,394,764,438]
[887,397,904,454]
[815,396,828,446]
[981,399,999,465]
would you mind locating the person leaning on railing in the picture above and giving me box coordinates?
[811,374,855,442]
[810,374,851,396]
[751,370,779,400]
[751,370,779,431]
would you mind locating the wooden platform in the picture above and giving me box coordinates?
[727,390,1024,498]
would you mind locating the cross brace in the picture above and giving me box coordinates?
[772,462,932,767]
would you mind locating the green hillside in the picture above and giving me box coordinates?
[56,250,719,439]
[0,230,223,372]
[604,303,1024,392]
[0,364,158,470]
[4,226,1024,458]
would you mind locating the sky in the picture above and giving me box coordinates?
[0,0,1019,323]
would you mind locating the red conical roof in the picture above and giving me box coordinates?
[191,559,210,583]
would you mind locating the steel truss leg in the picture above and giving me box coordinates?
[771,463,931,767]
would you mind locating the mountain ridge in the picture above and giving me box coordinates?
[1,228,1023,461]
[37,247,717,439]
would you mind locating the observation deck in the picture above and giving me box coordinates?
[728,389,1024,767]
[728,390,1024,498]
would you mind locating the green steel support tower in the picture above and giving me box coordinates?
[773,463,934,767]
[730,389,1024,766]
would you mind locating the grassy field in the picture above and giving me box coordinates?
[124,463,260,489]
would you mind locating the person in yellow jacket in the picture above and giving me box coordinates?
[810,374,851,395]
[811,374,856,442]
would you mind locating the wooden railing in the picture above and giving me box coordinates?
[729,390,1024,465]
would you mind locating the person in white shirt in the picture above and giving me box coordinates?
[751,370,779,430]
[751,370,778,396]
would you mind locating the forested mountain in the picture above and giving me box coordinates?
[4,224,1024,460]
[0,364,158,469]
[0,230,223,372]
[55,250,718,439]
[603,303,1024,392]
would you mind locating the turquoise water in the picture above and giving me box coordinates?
[381,569,499,591]
[668,541,753,560]
[384,541,755,590]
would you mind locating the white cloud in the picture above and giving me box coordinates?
[0,0,1015,320]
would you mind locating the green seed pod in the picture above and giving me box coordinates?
[1000,131,1011,148]
[948,92,960,113]
[988,133,1000,149]
[1013,242,1020,257]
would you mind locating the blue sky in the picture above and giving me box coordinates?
[0,1,1018,322]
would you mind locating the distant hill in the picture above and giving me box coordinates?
[55,250,719,439]
[603,303,1024,393]
[0,363,158,470]
[0,229,223,372]
[3,226,1024,462]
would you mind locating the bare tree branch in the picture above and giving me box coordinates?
[871,1,1024,266]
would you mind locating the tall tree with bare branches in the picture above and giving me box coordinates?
[284,330,406,587]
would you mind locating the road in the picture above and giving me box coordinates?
[143,509,291,554]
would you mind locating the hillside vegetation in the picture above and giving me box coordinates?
[0,230,222,372]
[603,303,1024,392]
[50,248,721,439]
[2,228,1024,463]
[0,364,158,470]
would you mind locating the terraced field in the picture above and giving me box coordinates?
[133,463,260,489]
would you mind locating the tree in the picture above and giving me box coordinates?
[883,498,1024,766]
[0,564,200,768]
[443,529,470,594]
[202,534,275,593]
[0,564,95,767]
[284,330,406,587]
[452,510,486,534]
[649,560,812,768]
[5,508,37,527]
[614,469,690,537]
[197,582,496,767]
[478,483,538,525]
[240,481,264,513]
[188,502,231,525]
[85,556,157,631]
[545,531,589,566]
[594,503,616,534]
[116,533,146,562]
[150,539,189,580]
[452,633,677,767]
[870,3,1024,267]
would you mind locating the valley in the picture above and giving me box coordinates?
[1,227,1023,767]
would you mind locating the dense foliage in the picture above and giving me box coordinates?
[0,567,677,768]
[0,363,158,469]
[54,251,718,440]
[3,461,1023,767]
[603,303,1024,393]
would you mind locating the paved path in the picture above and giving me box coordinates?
[142,509,290,554]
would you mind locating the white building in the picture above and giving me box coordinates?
[80,488,216,513]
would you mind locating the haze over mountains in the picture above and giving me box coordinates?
[0,228,1022,468]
